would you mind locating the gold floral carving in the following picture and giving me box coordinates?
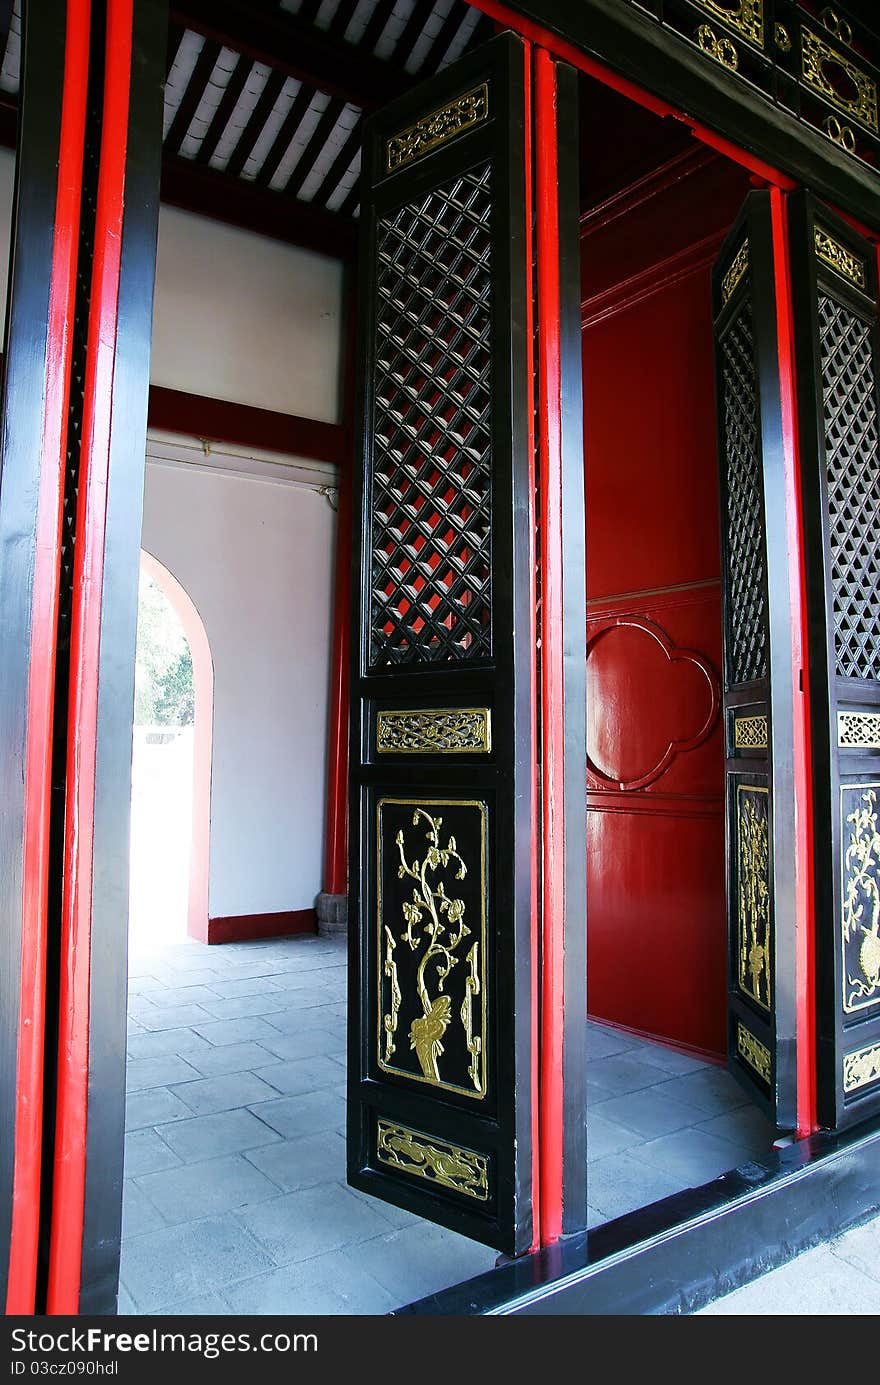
[801,29,878,133]
[842,786,880,1013]
[693,0,763,47]
[737,785,771,1011]
[734,714,769,751]
[815,227,866,289]
[386,84,490,173]
[843,1042,880,1093]
[696,24,740,73]
[376,708,491,755]
[737,1021,771,1082]
[377,1120,489,1201]
[722,240,749,304]
[381,926,401,1063]
[838,712,880,749]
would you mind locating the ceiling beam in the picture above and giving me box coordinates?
[169,0,410,111]
[161,152,357,261]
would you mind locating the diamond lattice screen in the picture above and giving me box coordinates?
[719,298,768,687]
[369,164,493,667]
[818,294,880,682]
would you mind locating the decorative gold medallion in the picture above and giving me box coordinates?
[377,798,487,1098]
[843,1042,880,1093]
[722,240,750,304]
[696,23,740,73]
[734,714,769,751]
[376,1120,489,1201]
[801,29,878,133]
[737,1021,771,1082]
[376,708,491,755]
[737,785,771,1011]
[815,227,866,289]
[693,0,763,47]
[774,24,792,53]
[842,786,880,1013]
[386,84,490,173]
[838,712,880,749]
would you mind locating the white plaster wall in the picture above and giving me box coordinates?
[141,454,337,918]
[151,207,344,422]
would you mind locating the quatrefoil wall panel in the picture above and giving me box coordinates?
[818,294,880,683]
[368,165,494,668]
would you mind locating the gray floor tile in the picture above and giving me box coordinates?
[598,1086,707,1139]
[182,1042,282,1078]
[586,1023,642,1060]
[344,1222,496,1304]
[126,1028,213,1061]
[119,1215,276,1313]
[585,1151,685,1221]
[134,1003,215,1033]
[829,1217,880,1286]
[636,1128,751,1185]
[197,994,291,1021]
[147,1294,230,1316]
[171,1071,283,1117]
[264,1004,343,1035]
[135,1154,281,1224]
[586,1110,645,1162]
[125,1088,194,1130]
[696,1105,776,1154]
[236,1183,394,1265]
[192,1017,284,1046]
[123,1128,181,1178]
[247,1089,345,1139]
[622,1041,713,1077]
[257,1029,344,1063]
[148,985,221,1009]
[243,1132,346,1193]
[588,1053,675,1096]
[207,977,286,1000]
[223,1250,398,1315]
[659,1067,751,1116]
[697,1245,880,1315]
[254,1056,344,1097]
[126,1055,203,1093]
[122,1180,166,1238]
[158,1109,283,1162]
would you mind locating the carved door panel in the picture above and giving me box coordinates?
[712,193,799,1128]
[788,196,880,1129]
[347,34,537,1254]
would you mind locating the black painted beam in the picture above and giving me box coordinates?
[169,0,410,110]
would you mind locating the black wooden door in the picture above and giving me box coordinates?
[347,34,537,1254]
[788,196,880,1130]
[712,193,799,1129]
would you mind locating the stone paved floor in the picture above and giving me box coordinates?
[120,933,773,1315]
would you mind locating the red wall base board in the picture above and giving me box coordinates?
[205,909,316,945]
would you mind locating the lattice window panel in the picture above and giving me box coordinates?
[818,294,880,682]
[368,164,493,667]
[719,299,768,687]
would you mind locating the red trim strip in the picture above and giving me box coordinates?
[147,385,348,468]
[770,187,817,1135]
[5,0,91,1316]
[523,38,541,1255]
[206,909,316,945]
[535,47,565,1246]
[47,0,134,1315]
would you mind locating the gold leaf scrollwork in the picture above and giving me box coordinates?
[376,708,491,755]
[774,24,792,53]
[693,0,763,47]
[838,712,880,749]
[696,23,740,73]
[820,8,853,49]
[843,1042,880,1093]
[734,714,769,751]
[722,240,750,304]
[802,29,878,133]
[386,84,490,174]
[814,227,866,288]
[842,787,880,1012]
[737,1021,771,1083]
[737,785,771,1011]
[461,942,481,1092]
[376,1120,489,1201]
[382,926,400,1063]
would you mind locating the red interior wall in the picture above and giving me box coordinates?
[581,152,750,1057]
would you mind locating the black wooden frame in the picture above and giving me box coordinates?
[346,32,538,1256]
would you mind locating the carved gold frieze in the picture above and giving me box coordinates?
[376,707,491,755]
[377,799,487,1098]
[815,227,866,289]
[376,1120,489,1201]
[838,712,880,749]
[722,240,749,304]
[842,786,880,1013]
[737,1021,771,1083]
[737,784,771,1011]
[734,714,769,751]
[843,1041,880,1093]
[820,8,854,49]
[696,24,740,73]
[801,29,878,133]
[693,0,763,48]
[386,84,490,173]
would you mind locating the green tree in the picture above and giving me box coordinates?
[134,570,194,726]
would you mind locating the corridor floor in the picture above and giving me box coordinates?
[120,933,773,1315]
